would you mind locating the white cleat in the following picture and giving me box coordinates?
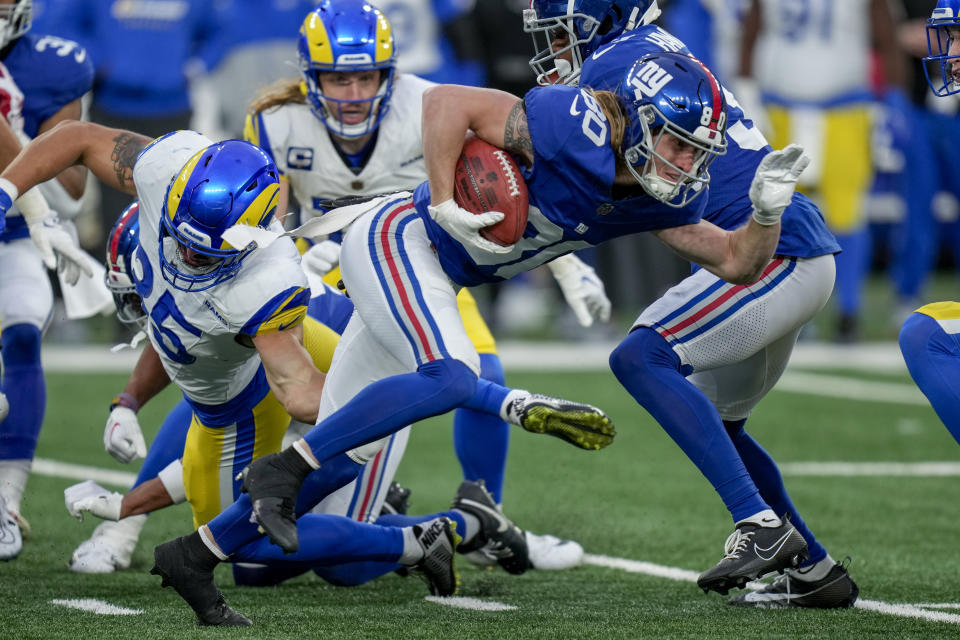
[0,494,23,560]
[525,532,583,570]
[69,519,142,574]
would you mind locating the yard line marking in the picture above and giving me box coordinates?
[775,372,926,405]
[917,604,960,609]
[583,554,960,625]
[50,598,143,615]
[32,458,136,488]
[780,461,960,476]
[41,342,909,374]
[425,596,516,611]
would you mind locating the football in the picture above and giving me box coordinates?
[453,135,529,246]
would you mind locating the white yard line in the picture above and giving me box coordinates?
[30,458,960,626]
[425,596,516,611]
[50,598,143,615]
[583,554,960,626]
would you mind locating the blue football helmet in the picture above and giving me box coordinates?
[615,52,727,207]
[298,0,397,138]
[159,139,280,292]
[924,0,960,96]
[0,0,31,49]
[105,201,146,326]
[523,0,660,86]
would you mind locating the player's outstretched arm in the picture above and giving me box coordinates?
[0,120,150,198]
[653,144,808,284]
[105,343,171,463]
[254,324,325,425]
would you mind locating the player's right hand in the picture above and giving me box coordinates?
[64,480,123,521]
[427,199,511,254]
[104,406,147,464]
[749,144,810,226]
[301,239,342,277]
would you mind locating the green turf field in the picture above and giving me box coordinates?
[2,363,958,638]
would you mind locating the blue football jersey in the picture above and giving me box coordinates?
[2,33,93,137]
[415,84,704,287]
[581,27,840,259]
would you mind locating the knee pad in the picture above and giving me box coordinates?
[609,327,685,383]
[1,324,42,368]
[418,358,478,407]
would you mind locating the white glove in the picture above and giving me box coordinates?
[15,184,93,280]
[427,199,511,254]
[749,144,810,226]
[104,406,147,464]
[301,239,342,278]
[547,254,611,327]
[64,480,123,521]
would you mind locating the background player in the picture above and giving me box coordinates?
[898,0,960,448]
[0,0,96,560]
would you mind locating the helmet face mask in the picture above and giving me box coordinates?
[298,0,397,138]
[0,0,31,50]
[617,52,727,207]
[524,0,661,86]
[105,202,146,327]
[924,0,960,96]
[159,140,280,292]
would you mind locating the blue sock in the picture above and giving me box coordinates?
[723,419,827,565]
[302,358,477,463]
[609,328,768,522]
[133,398,192,489]
[832,228,870,317]
[900,312,960,444]
[312,560,402,586]
[207,453,363,555]
[0,324,45,461]
[232,562,310,586]
[453,353,509,503]
[230,513,403,566]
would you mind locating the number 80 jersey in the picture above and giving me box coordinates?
[131,131,310,419]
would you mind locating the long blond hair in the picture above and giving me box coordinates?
[587,88,627,156]
[248,78,305,117]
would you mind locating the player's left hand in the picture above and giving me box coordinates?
[104,406,147,464]
[749,143,810,226]
[548,254,611,327]
[64,480,123,521]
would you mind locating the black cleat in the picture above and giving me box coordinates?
[238,449,313,554]
[407,517,460,596]
[452,480,529,575]
[508,393,615,451]
[381,481,412,516]
[697,517,808,596]
[729,558,859,608]
[151,536,251,627]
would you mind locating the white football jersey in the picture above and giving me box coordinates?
[132,130,309,409]
[249,73,434,221]
[754,0,870,104]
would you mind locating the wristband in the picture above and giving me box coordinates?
[109,392,140,413]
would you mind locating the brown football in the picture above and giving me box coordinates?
[453,135,529,246]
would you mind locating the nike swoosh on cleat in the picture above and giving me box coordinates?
[459,498,508,533]
[753,530,794,562]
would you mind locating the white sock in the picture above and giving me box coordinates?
[451,510,481,546]
[398,526,423,565]
[737,508,782,528]
[500,389,530,424]
[0,459,31,514]
[792,554,836,582]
